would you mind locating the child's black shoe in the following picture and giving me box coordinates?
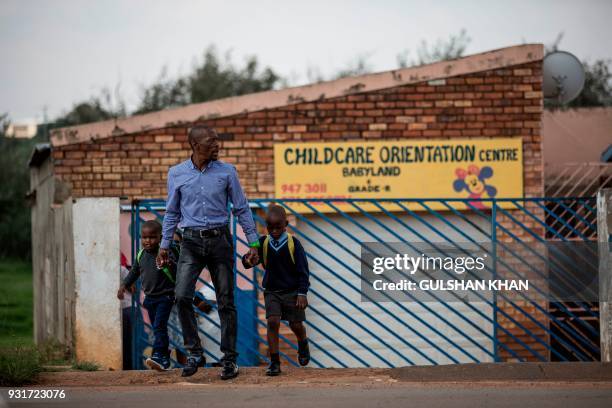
[181,355,205,377]
[145,354,171,371]
[266,361,281,376]
[298,340,310,366]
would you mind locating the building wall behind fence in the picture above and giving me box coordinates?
[50,60,545,362]
[301,211,495,366]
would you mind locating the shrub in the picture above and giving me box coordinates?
[0,345,41,386]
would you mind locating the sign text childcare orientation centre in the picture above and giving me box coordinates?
[274,138,523,211]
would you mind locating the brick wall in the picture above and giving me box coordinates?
[495,203,549,362]
[51,60,545,363]
[52,61,543,201]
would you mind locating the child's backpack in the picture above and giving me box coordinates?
[136,249,175,283]
[262,233,295,268]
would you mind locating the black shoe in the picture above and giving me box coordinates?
[145,354,171,371]
[181,355,205,377]
[220,360,239,380]
[266,361,281,376]
[298,340,310,366]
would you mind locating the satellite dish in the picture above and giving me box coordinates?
[543,51,585,104]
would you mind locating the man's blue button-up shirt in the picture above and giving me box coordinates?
[161,158,258,249]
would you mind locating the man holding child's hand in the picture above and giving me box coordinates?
[157,125,260,379]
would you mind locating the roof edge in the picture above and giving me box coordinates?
[28,143,51,167]
[51,43,543,147]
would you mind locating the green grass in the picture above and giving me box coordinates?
[0,261,75,384]
[0,345,41,386]
[0,259,33,348]
[0,258,38,385]
[71,360,99,371]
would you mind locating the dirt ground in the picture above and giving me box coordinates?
[10,367,611,408]
[34,366,612,389]
[36,367,394,388]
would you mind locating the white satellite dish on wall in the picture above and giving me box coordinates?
[543,51,585,104]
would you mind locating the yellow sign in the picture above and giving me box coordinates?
[274,138,523,212]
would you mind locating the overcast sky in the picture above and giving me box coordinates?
[2,0,611,122]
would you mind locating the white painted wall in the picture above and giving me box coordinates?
[73,198,122,370]
[299,211,495,367]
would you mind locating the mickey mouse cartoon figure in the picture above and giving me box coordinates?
[453,165,497,210]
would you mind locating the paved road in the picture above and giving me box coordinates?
[3,384,612,408]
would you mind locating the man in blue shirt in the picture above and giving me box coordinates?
[157,125,259,379]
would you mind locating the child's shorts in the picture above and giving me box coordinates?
[264,290,305,322]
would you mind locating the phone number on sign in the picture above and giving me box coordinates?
[280,183,327,194]
[8,389,66,399]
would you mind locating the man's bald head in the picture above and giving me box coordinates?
[188,125,220,162]
[188,125,217,150]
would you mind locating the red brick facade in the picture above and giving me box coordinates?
[52,61,543,202]
[51,60,546,362]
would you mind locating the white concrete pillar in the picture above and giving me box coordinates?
[73,197,122,370]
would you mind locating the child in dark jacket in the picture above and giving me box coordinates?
[117,220,176,371]
[242,204,311,376]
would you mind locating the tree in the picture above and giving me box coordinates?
[134,46,282,114]
[332,54,374,80]
[133,69,189,114]
[397,29,471,68]
[567,59,612,107]
[189,49,280,103]
[0,114,40,259]
[54,87,126,127]
[545,33,612,108]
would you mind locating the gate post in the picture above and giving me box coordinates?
[234,210,260,366]
[491,199,500,362]
[130,200,145,370]
[598,188,612,362]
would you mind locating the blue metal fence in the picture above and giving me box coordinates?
[130,196,600,368]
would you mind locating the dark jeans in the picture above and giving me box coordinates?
[176,226,237,363]
[143,294,174,357]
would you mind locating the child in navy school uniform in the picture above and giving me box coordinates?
[242,204,311,376]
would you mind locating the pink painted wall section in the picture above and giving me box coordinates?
[233,216,254,291]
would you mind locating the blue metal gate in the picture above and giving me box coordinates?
[130,197,600,368]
